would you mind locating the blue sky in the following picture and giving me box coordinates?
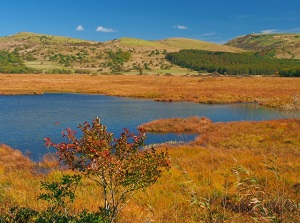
[1,0,300,43]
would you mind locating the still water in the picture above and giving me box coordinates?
[0,93,299,161]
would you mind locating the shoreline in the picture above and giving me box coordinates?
[0,74,300,110]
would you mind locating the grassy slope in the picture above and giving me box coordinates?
[157,37,244,52]
[0,32,92,44]
[118,37,244,52]
[226,33,300,59]
[0,32,244,75]
[2,32,300,73]
[117,37,170,49]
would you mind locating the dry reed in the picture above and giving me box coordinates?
[1,117,300,222]
[0,74,300,109]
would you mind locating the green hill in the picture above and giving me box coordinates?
[225,34,300,59]
[1,32,300,75]
[157,37,244,52]
[0,32,245,75]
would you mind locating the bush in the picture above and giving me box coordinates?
[74,69,91,74]
[45,117,170,223]
[0,50,40,74]
[45,69,73,74]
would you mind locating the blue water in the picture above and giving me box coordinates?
[0,93,299,161]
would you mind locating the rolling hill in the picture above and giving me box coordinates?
[0,32,243,75]
[156,37,244,52]
[1,32,300,75]
[225,33,300,59]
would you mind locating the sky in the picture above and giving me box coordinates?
[1,0,300,44]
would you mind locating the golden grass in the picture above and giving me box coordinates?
[118,37,244,53]
[157,38,244,53]
[0,144,41,210]
[118,38,169,49]
[0,74,300,110]
[195,119,300,150]
[1,117,300,222]
[123,118,300,222]
[0,144,33,172]
[140,116,212,133]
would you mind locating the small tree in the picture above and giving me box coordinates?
[37,174,82,222]
[45,118,169,223]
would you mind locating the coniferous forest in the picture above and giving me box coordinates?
[166,50,300,76]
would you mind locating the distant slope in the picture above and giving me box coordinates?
[118,37,244,53]
[157,38,244,52]
[117,38,169,49]
[0,32,93,44]
[0,32,244,75]
[226,34,300,59]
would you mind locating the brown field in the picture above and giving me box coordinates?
[0,74,300,110]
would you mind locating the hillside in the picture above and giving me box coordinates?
[226,33,300,59]
[157,37,244,52]
[0,32,243,75]
[0,50,37,74]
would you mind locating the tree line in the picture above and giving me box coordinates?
[166,50,300,76]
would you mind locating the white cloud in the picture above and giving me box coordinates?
[75,25,84,31]
[173,25,188,30]
[96,26,116,33]
[261,29,277,34]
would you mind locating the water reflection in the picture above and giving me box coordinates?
[0,93,299,161]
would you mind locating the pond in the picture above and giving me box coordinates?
[0,93,299,161]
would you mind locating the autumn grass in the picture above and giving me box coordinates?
[129,117,300,222]
[0,144,42,211]
[1,118,300,222]
[0,146,103,214]
[1,74,300,110]
[118,37,243,53]
[118,38,169,48]
[140,116,212,133]
[157,38,244,52]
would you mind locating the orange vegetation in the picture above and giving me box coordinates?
[0,74,300,109]
[140,116,212,133]
[0,144,33,172]
[1,117,300,222]
[129,117,300,222]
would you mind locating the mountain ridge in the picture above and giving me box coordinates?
[0,32,243,51]
[225,33,300,59]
